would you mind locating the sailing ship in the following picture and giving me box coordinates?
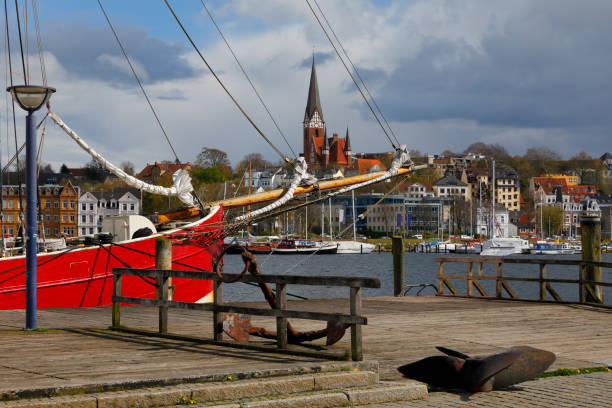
[0,2,418,311]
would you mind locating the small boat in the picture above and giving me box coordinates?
[272,239,338,254]
[481,237,529,256]
[335,240,375,254]
[530,242,574,255]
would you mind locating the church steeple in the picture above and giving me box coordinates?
[304,55,324,124]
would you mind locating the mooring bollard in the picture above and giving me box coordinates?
[581,215,602,303]
[392,236,404,296]
[155,237,172,333]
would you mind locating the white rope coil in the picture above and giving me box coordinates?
[48,111,195,207]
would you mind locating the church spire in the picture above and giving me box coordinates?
[344,127,352,152]
[304,55,324,122]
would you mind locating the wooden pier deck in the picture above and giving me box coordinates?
[1,295,610,392]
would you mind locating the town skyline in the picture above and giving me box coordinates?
[2,1,610,172]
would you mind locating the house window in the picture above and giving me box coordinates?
[46,201,51,209]
[54,215,59,221]
[90,203,94,210]
[45,214,50,222]
[70,201,75,209]
[122,204,127,211]
[8,200,13,209]
[70,215,75,222]
[82,203,86,210]
[130,203,135,211]
[8,214,13,222]
[54,200,59,208]
[8,227,13,235]
[62,215,67,222]
[62,201,67,209]
[89,227,94,234]
[46,227,50,235]
[82,215,86,222]
[54,227,58,235]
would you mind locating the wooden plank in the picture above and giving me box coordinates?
[442,275,579,284]
[213,280,223,342]
[501,280,518,299]
[437,262,444,295]
[477,262,483,277]
[442,279,457,295]
[472,279,488,297]
[496,262,502,298]
[114,268,381,288]
[545,283,563,302]
[112,274,121,328]
[350,287,362,361]
[113,296,367,324]
[539,264,547,301]
[579,265,586,303]
[434,257,612,268]
[276,283,287,349]
[466,262,473,297]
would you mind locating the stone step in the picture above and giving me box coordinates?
[0,366,423,408]
[191,382,427,408]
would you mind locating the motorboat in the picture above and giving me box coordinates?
[481,237,530,256]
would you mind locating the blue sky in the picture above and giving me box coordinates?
[2,0,611,172]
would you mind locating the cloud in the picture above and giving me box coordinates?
[43,23,196,85]
[297,52,334,69]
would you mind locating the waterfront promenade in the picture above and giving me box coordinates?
[0,296,610,406]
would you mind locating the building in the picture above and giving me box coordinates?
[465,167,490,201]
[494,167,520,211]
[601,153,612,177]
[531,176,596,205]
[402,181,434,198]
[475,204,515,238]
[1,182,79,238]
[77,188,141,235]
[137,162,191,183]
[405,196,452,234]
[433,172,470,201]
[426,152,487,178]
[517,214,537,239]
[301,56,385,173]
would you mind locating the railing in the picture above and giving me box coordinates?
[112,267,380,361]
[436,257,611,308]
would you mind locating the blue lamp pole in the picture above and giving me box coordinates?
[7,85,55,330]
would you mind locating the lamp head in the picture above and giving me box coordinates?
[6,85,56,112]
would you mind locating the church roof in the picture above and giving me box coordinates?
[344,127,351,151]
[304,56,323,122]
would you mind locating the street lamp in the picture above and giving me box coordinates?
[7,84,55,330]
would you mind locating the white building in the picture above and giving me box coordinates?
[78,188,141,235]
[476,205,515,238]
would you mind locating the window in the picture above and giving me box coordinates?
[99,215,103,222]
[89,227,94,234]
[54,214,59,221]
[82,215,86,222]
[82,203,86,211]
[54,200,59,208]
[62,201,67,209]
[70,214,75,222]
[8,200,13,209]
[53,227,58,235]
[90,203,94,210]
[46,201,51,209]
[89,215,94,223]
[8,214,13,222]
[70,201,75,209]
[45,214,50,222]
[46,227,50,235]
[62,215,67,222]
[130,203,135,211]
[122,203,127,211]
[9,227,13,235]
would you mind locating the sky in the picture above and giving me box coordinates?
[1,0,611,173]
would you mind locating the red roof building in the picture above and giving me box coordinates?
[301,56,385,174]
[137,162,191,183]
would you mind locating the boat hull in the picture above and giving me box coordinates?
[0,206,223,310]
[335,241,375,254]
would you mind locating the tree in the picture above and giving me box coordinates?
[60,164,70,174]
[196,147,230,168]
[235,153,272,176]
[120,161,135,176]
[525,147,560,175]
[191,167,225,184]
[84,159,108,182]
[464,142,510,162]
[536,206,564,238]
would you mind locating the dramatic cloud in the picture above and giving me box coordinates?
[43,24,197,85]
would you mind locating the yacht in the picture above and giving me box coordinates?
[480,237,530,256]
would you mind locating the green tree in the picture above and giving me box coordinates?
[192,167,225,184]
[536,206,564,238]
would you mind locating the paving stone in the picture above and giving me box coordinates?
[313,370,377,390]
[0,395,97,408]
[190,376,314,402]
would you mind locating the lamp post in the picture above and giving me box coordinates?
[7,85,55,330]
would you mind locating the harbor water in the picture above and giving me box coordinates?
[221,252,612,303]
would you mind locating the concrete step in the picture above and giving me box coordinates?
[0,364,428,408]
[191,382,427,408]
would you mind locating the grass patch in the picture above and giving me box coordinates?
[538,366,611,379]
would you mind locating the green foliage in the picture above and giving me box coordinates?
[192,167,226,184]
[538,366,610,378]
[536,206,564,237]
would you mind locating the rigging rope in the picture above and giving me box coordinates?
[48,111,196,207]
[12,0,26,83]
[97,0,180,164]
[312,0,400,146]
[304,0,397,149]
[162,0,292,166]
[200,0,296,158]
[31,0,45,85]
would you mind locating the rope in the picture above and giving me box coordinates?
[312,0,399,146]
[235,157,316,222]
[97,0,180,164]
[305,0,397,149]
[31,0,46,85]
[12,0,26,83]
[200,0,296,158]
[162,0,291,165]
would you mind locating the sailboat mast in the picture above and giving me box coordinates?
[248,161,251,234]
[321,201,324,239]
[328,197,332,240]
[305,206,308,239]
[351,190,357,241]
[492,159,496,238]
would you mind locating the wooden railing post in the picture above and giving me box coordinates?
[496,261,503,298]
[392,237,404,296]
[539,264,547,301]
[579,264,586,304]
[155,237,172,334]
[213,280,223,341]
[477,261,483,277]
[112,271,122,328]
[437,261,444,295]
[276,283,287,349]
[350,286,362,361]
[581,215,602,303]
[466,262,473,297]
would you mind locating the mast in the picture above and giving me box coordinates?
[321,201,324,239]
[247,161,251,234]
[351,190,357,241]
[328,197,332,240]
[492,159,496,238]
[305,206,308,239]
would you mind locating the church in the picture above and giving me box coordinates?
[301,57,386,173]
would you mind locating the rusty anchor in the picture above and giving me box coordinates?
[215,246,349,346]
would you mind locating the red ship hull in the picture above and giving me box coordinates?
[0,206,223,310]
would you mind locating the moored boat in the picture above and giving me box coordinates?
[335,240,375,254]
[272,239,338,254]
[480,237,529,256]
